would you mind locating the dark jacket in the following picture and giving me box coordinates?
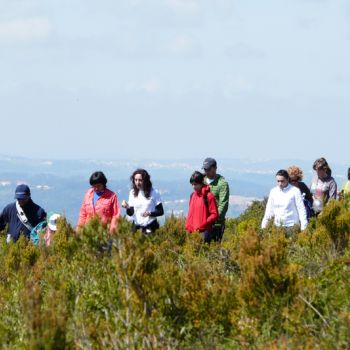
[186,185,218,233]
[0,200,46,242]
[297,181,313,205]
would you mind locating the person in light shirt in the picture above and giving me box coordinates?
[261,169,308,232]
[122,169,164,234]
[310,158,337,215]
[341,167,350,196]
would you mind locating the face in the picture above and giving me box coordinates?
[204,166,217,180]
[192,182,203,193]
[134,174,143,190]
[289,177,299,187]
[18,198,29,207]
[92,183,105,192]
[276,175,289,189]
[316,167,327,179]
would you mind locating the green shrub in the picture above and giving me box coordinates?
[0,199,350,349]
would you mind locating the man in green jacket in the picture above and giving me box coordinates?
[202,157,230,241]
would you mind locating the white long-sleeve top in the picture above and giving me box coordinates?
[261,184,308,230]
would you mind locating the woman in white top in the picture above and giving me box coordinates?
[122,169,164,234]
[262,169,308,232]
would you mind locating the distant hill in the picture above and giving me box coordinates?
[0,155,347,224]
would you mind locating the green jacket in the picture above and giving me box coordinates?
[205,174,229,225]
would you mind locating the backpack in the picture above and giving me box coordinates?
[30,221,47,246]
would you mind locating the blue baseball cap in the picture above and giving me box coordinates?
[202,157,217,170]
[15,184,31,200]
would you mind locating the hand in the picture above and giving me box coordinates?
[121,200,129,209]
[142,211,151,217]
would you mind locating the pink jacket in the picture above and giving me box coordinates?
[78,188,121,232]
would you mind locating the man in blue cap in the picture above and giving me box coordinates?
[0,184,46,242]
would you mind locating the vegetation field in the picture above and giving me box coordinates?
[1,197,350,349]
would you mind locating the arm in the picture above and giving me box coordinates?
[125,191,135,217]
[295,191,308,230]
[185,194,194,232]
[110,195,121,232]
[328,179,337,200]
[0,207,8,231]
[39,208,47,222]
[217,180,229,221]
[126,207,134,216]
[77,197,88,228]
[206,193,219,226]
[150,203,164,217]
[261,191,274,229]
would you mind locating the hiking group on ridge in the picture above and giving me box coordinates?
[0,156,349,245]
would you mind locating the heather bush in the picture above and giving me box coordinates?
[0,198,350,349]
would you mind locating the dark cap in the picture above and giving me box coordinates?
[15,184,31,200]
[202,157,217,170]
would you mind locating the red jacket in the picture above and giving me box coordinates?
[78,188,121,232]
[186,185,218,233]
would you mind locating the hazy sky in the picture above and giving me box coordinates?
[0,0,349,162]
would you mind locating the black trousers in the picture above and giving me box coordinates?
[132,219,159,234]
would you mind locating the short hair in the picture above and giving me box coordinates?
[287,166,304,181]
[89,171,107,187]
[276,169,289,180]
[190,171,204,185]
[313,157,332,176]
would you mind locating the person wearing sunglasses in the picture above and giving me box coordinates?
[310,158,337,215]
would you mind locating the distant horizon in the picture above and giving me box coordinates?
[1,153,349,166]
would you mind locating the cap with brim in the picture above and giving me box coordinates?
[48,213,61,231]
[15,193,30,200]
[202,157,217,170]
[15,184,31,200]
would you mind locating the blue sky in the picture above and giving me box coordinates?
[0,0,349,163]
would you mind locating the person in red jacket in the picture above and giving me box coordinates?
[78,171,120,234]
[186,171,218,243]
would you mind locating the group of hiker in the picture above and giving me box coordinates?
[77,157,229,244]
[0,157,229,245]
[0,156,349,245]
[262,157,349,233]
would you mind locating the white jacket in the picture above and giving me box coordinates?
[261,184,308,230]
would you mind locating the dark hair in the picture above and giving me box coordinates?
[275,169,289,180]
[313,157,332,176]
[348,167,350,180]
[131,169,152,199]
[89,171,107,187]
[190,171,204,185]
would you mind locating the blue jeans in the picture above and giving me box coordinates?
[202,231,213,244]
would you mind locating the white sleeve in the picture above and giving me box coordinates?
[128,190,135,207]
[295,189,308,230]
[261,190,274,229]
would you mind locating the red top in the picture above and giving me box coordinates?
[78,188,121,232]
[185,184,218,233]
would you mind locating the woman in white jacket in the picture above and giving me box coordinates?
[262,169,308,232]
